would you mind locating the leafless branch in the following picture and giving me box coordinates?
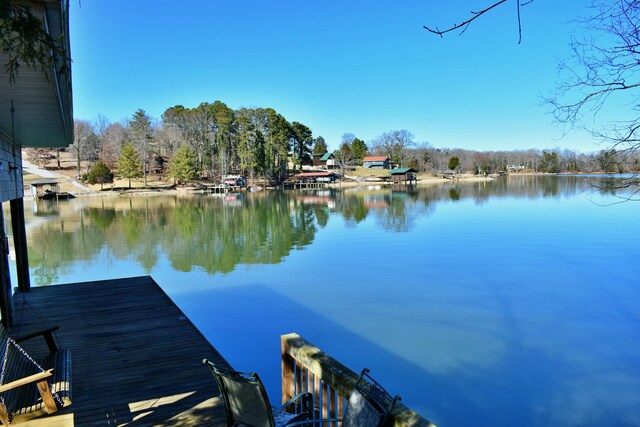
[423,0,534,43]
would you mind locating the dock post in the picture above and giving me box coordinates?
[0,208,15,327]
[10,197,30,292]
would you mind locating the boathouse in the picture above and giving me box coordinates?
[363,155,391,169]
[294,171,337,183]
[390,167,418,184]
[30,178,60,198]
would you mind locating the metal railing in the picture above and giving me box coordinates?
[281,333,437,427]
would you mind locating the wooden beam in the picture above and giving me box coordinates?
[36,379,59,413]
[0,370,53,393]
[10,197,30,292]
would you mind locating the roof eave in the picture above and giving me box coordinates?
[0,0,73,148]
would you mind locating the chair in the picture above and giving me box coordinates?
[290,368,401,427]
[203,359,313,427]
[0,323,72,425]
[340,368,401,427]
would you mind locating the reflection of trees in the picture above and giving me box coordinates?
[374,192,430,232]
[26,192,319,283]
[28,216,105,286]
[333,192,369,227]
[23,176,620,284]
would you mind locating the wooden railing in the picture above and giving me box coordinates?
[281,333,437,427]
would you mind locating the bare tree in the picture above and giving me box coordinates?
[371,130,415,167]
[335,142,354,179]
[101,122,128,169]
[72,120,97,178]
[545,0,640,198]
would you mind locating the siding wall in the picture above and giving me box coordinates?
[0,132,24,203]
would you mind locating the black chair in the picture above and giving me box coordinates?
[203,359,313,427]
[290,368,401,427]
[341,368,400,427]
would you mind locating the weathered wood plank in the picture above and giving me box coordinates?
[13,276,228,426]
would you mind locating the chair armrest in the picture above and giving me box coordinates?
[0,369,53,393]
[14,326,60,353]
[275,392,313,417]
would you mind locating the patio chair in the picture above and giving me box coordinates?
[203,359,313,427]
[340,368,401,427]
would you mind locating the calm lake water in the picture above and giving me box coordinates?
[6,175,640,427]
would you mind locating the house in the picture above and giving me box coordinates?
[0,0,73,324]
[389,167,418,184]
[312,153,324,167]
[319,152,336,169]
[363,156,391,169]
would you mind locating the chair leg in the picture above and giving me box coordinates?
[0,403,10,425]
[36,381,58,414]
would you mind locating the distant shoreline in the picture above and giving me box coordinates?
[22,172,499,199]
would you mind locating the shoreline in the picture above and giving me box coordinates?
[22,173,497,200]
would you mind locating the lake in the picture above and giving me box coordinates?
[6,175,640,427]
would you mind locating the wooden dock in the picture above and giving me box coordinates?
[9,276,228,426]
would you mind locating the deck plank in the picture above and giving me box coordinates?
[10,276,228,426]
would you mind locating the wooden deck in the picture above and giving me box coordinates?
[9,276,228,426]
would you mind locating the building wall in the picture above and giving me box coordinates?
[364,161,389,169]
[0,132,24,202]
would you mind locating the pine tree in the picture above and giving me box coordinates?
[118,142,142,188]
[170,145,198,185]
[87,160,114,190]
[130,109,153,186]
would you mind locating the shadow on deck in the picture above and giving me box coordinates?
[10,276,228,426]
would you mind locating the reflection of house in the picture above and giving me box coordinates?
[363,156,391,169]
[390,168,417,184]
[299,195,336,209]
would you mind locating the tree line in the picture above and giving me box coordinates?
[57,102,316,187]
[26,100,640,188]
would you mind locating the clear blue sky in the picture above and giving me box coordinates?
[70,1,602,153]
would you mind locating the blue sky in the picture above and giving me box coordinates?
[70,1,601,153]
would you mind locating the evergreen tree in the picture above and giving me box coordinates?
[448,156,460,171]
[170,145,198,185]
[130,109,153,186]
[351,138,368,162]
[313,136,328,155]
[291,121,313,172]
[87,160,114,190]
[118,142,142,188]
[212,101,235,176]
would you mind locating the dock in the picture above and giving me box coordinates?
[10,276,228,426]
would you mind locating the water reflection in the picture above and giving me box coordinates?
[15,175,638,286]
[3,175,639,426]
[24,192,323,284]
